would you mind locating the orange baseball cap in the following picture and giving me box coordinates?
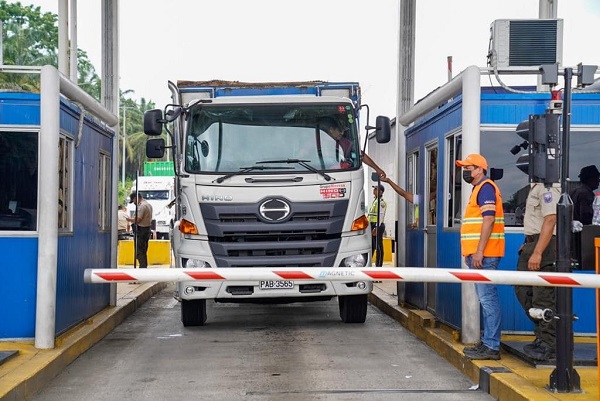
[455,153,488,170]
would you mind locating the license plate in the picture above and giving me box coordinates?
[259,280,294,289]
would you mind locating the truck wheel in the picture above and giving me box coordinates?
[181,299,207,326]
[338,294,367,323]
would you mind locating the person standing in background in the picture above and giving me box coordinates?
[117,204,130,240]
[368,184,386,267]
[570,164,600,225]
[127,192,153,269]
[515,182,560,362]
[455,153,505,360]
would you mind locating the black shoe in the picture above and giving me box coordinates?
[525,343,555,361]
[464,345,500,360]
[463,341,485,353]
[523,338,542,352]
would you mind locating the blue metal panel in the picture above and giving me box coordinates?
[180,82,362,106]
[54,100,112,334]
[404,230,425,308]
[0,93,113,339]
[434,230,462,328]
[0,237,38,338]
[572,283,596,335]
[0,93,40,125]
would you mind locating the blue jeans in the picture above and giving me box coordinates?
[465,255,502,351]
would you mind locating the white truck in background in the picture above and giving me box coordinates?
[129,176,175,239]
[143,80,390,326]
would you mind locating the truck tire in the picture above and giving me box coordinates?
[338,294,367,323]
[181,299,207,326]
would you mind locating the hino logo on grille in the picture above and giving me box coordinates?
[259,198,291,222]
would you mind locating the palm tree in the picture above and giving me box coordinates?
[119,95,161,181]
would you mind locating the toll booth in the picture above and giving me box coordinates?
[0,92,114,340]
[401,87,600,334]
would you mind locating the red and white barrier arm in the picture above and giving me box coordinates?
[84,267,600,288]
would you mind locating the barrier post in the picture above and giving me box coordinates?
[549,67,580,393]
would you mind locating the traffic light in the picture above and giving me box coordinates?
[515,113,560,185]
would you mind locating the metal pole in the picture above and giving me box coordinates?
[133,172,138,269]
[69,0,78,83]
[121,108,126,188]
[376,178,381,267]
[549,67,580,393]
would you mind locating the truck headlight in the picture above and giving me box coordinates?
[340,253,367,267]
[183,258,211,268]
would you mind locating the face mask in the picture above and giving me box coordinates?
[462,169,474,184]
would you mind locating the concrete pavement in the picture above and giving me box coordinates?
[0,267,598,400]
[0,278,167,401]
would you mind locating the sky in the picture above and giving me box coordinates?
[16,0,600,120]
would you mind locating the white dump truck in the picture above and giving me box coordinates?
[143,80,390,326]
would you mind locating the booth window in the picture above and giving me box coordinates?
[426,145,438,226]
[0,130,38,231]
[58,135,73,231]
[446,133,462,228]
[406,151,420,228]
[98,152,111,231]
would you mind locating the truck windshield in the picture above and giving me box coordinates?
[185,104,359,174]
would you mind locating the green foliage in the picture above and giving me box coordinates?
[118,178,136,206]
[1,2,163,187]
[118,93,163,187]
[0,1,100,99]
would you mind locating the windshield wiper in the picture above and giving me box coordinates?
[258,159,333,181]
[214,165,293,183]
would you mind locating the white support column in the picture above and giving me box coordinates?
[58,0,68,76]
[102,0,120,306]
[35,66,61,349]
[69,0,78,83]
[460,65,482,344]
[394,0,416,303]
[395,0,416,268]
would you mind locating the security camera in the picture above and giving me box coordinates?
[510,140,528,155]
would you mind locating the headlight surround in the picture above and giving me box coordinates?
[183,258,211,268]
[340,253,368,267]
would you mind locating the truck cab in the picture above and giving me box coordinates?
[144,81,390,326]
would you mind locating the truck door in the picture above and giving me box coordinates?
[424,144,438,313]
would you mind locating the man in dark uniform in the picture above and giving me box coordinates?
[514,183,560,361]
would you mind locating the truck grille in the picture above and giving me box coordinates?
[200,200,348,267]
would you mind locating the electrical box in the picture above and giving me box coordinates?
[491,19,563,69]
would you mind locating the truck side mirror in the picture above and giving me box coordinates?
[144,109,164,136]
[375,116,391,144]
[146,138,165,158]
